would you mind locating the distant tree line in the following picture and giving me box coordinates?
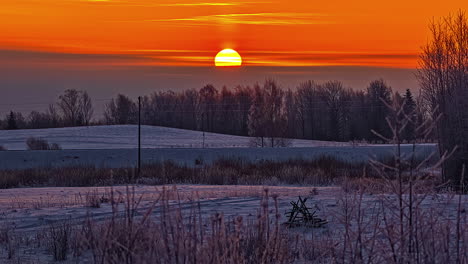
[0,79,428,144]
[104,79,427,144]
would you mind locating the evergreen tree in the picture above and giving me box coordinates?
[403,89,416,141]
[6,111,17,130]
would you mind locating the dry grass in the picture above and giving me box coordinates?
[61,187,305,263]
[0,185,465,263]
[0,156,376,189]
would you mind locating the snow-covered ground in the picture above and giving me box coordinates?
[0,184,464,263]
[0,125,348,150]
[0,185,323,233]
[1,184,462,234]
[0,125,437,170]
[0,145,437,170]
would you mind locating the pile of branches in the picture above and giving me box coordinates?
[283,196,327,228]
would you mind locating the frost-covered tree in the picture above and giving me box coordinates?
[418,11,468,188]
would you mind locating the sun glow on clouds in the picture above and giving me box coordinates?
[143,13,330,26]
[0,48,418,69]
[2,0,465,69]
[80,1,270,6]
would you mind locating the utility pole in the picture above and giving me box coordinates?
[138,96,141,178]
[202,112,206,148]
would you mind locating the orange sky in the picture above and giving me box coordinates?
[1,0,466,68]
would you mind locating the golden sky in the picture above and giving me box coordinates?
[1,0,466,68]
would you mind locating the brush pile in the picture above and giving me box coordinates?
[284,196,327,228]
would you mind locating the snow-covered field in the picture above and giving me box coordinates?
[0,125,437,170]
[0,145,437,170]
[0,125,347,150]
[0,184,464,263]
[1,184,463,237]
[0,185,321,232]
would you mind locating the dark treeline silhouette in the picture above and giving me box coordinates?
[105,79,428,143]
[1,79,429,143]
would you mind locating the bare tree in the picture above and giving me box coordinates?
[319,81,350,141]
[58,89,81,126]
[296,81,318,139]
[418,11,468,188]
[47,104,61,127]
[198,84,218,132]
[104,94,137,125]
[80,91,94,126]
[262,79,287,147]
[248,84,266,147]
[234,85,253,135]
[366,79,393,141]
[28,111,50,129]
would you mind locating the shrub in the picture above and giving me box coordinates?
[26,137,61,150]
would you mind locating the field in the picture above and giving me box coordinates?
[0,184,465,263]
[0,125,348,150]
[0,125,436,170]
[0,126,465,263]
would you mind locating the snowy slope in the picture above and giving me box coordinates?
[0,125,349,150]
[0,125,438,170]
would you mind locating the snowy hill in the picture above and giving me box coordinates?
[0,125,348,150]
[0,125,438,170]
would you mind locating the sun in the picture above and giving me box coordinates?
[214,49,242,67]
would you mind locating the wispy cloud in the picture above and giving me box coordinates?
[76,0,269,7]
[158,2,268,7]
[0,48,418,68]
[142,12,331,26]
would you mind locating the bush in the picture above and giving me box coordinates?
[26,137,61,150]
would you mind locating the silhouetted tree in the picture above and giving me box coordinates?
[402,89,417,141]
[248,84,266,146]
[28,111,51,129]
[262,79,287,147]
[47,104,61,127]
[366,79,393,141]
[199,84,218,132]
[104,94,137,124]
[58,89,82,126]
[79,91,94,125]
[418,11,468,187]
[6,111,17,130]
[296,81,319,139]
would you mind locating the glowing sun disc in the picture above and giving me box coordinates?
[214,49,242,67]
